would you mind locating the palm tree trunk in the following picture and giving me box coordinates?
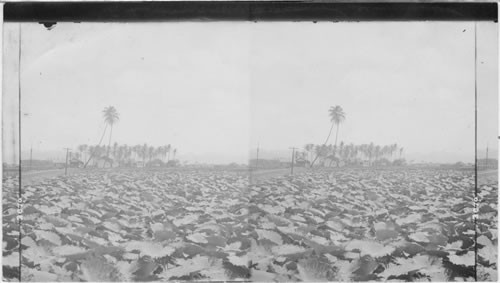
[328,157,334,167]
[310,123,335,167]
[310,153,320,168]
[334,125,341,167]
[333,124,340,148]
[84,124,107,168]
[106,125,113,167]
[324,122,335,145]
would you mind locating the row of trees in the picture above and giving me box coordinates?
[77,106,179,168]
[82,106,119,168]
[75,143,177,168]
[303,105,405,167]
[300,142,404,167]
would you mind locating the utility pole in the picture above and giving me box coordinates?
[256,142,260,169]
[64,148,71,176]
[29,143,32,170]
[486,143,489,168]
[289,147,298,175]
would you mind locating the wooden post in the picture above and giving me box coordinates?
[289,147,297,175]
[29,144,32,170]
[256,142,259,169]
[486,143,489,168]
[64,148,71,175]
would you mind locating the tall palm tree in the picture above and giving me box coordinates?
[161,146,167,162]
[84,106,120,168]
[142,144,148,165]
[348,143,356,164]
[391,144,398,161]
[341,144,350,165]
[336,141,345,167]
[311,106,346,167]
[304,144,315,163]
[78,144,87,162]
[91,145,104,168]
[381,145,388,159]
[134,145,142,165]
[314,145,328,167]
[155,146,162,162]
[124,144,129,165]
[113,142,118,160]
[327,144,336,167]
[133,145,141,162]
[158,146,164,162]
[374,145,381,162]
[84,127,107,168]
[166,144,171,162]
[148,146,155,163]
[103,106,119,160]
[367,143,375,165]
[87,146,95,166]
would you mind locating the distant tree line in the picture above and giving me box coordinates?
[302,105,405,168]
[74,106,178,168]
[74,143,178,168]
[300,142,405,167]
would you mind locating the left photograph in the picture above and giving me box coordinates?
[3,22,253,281]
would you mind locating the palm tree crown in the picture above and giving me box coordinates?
[103,106,119,126]
[311,105,346,167]
[103,106,119,167]
[328,105,345,125]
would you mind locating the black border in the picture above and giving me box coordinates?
[6,1,497,282]
[3,2,498,22]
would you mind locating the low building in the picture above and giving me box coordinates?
[70,159,84,168]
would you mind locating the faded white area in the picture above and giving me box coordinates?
[2,22,497,164]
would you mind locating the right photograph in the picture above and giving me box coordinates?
[248,21,497,281]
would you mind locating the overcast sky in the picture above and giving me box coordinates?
[2,21,497,164]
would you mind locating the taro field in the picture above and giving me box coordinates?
[2,167,498,281]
